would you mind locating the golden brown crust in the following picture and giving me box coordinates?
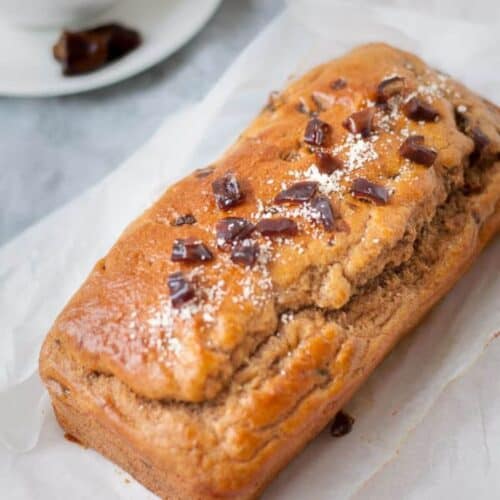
[39,43,500,498]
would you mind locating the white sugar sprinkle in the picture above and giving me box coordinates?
[298,164,343,195]
[338,133,379,170]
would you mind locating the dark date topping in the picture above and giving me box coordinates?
[171,238,214,263]
[256,218,298,237]
[376,76,405,103]
[470,126,490,154]
[402,97,439,122]
[212,173,245,210]
[296,97,311,115]
[351,178,390,205]
[330,410,355,437]
[53,23,141,76]
[275,181,318,204]
[168,272,195,307]
[194,165,215,178]
[231,240,259,267]
[304,117,331,147]
[342,108,375,138]
[311,195,335,231]
[330,78,347,90]
[172,214,196,226]
[399,135,437,166]
[315,151,344,174]
[216,218,255,249]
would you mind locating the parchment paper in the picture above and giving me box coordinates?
[1,1,499,498]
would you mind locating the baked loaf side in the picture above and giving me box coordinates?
[40,43,500,499]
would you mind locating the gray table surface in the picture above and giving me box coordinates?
[0,0,283,246]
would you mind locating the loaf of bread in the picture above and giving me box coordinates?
[39,43,500,499]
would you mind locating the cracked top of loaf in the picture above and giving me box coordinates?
[47,43,500,403]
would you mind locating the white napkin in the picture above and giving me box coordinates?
[1,1,499,498]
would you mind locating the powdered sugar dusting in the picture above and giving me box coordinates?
[337,133,379,170]
[131,66,460,364]
[285,129,379,200]
[298,165,343,195]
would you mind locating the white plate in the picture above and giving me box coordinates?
[0,0,222,97]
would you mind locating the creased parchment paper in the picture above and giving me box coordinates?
[1,1,499,498]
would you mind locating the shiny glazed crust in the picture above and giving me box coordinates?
[40,43,500,499]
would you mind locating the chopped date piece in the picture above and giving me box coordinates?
[311,195,336,231]
[99,23,140,60]
[470,126,490,154]
[96,23,142,61]
[376,76,405,103]
[402,97,440,122]
[399,135,437,166]
[404,135,424,145]
[315,151,344,174]
[330,78,347,90]
[171,238,213,263]
[330,410,355,437]
[304,117,331,147]
[453,107,469,133]
[296,97,311,115]
[194,165,215,178]
[275,181,318,204]
[212,173,245,210]
[312,91,334,111]
[231,240,259,267]
[53,23,141,76]
[256,218,298,237]
[342,108,375,138]
[216,217,255,249]
[168,272,195,307]
[53,31,107,75]
[172,214,196,226]
[351,178,390,205]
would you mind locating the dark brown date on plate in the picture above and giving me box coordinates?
[53,23,141,76]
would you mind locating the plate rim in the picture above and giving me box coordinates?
[0,0,222,98]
